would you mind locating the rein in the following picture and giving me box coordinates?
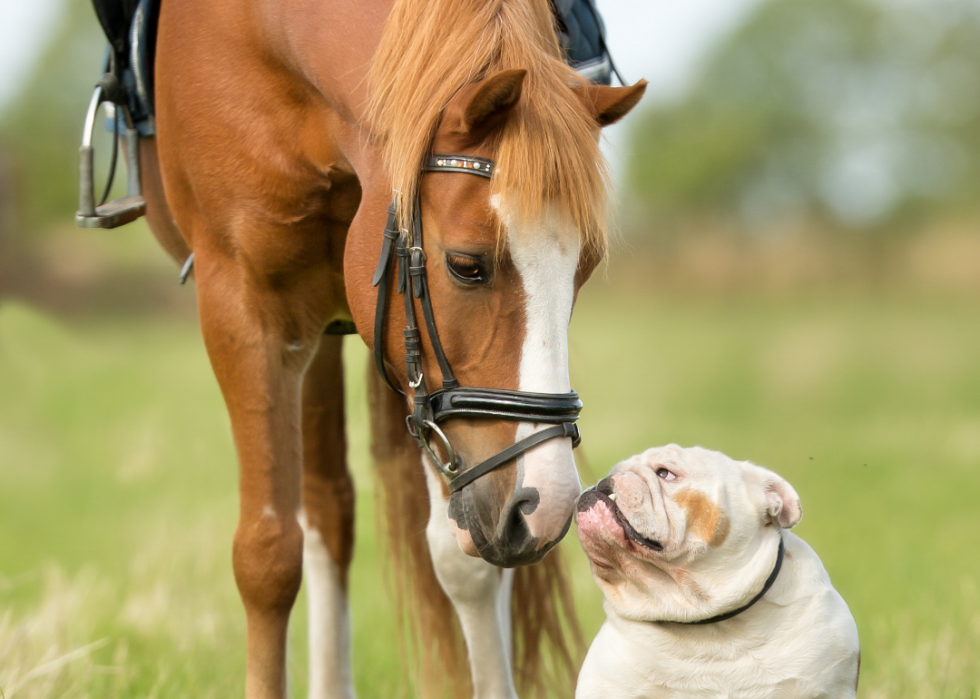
[372,154,582,493]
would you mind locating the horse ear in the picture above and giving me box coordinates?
[575,80,648,127]
[743,463,803,529]
[463,69,527,134]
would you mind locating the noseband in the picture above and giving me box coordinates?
[372,154,582,493]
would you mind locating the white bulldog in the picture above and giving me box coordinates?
[575,445,859,699]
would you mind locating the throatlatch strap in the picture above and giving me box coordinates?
[373,202,399,286]
[373,201,403,396]
[447,423,580,494]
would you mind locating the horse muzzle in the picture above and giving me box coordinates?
[452,489,574,567]
[447,437,580,567]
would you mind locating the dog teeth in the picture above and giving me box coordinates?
[608,493,617,502]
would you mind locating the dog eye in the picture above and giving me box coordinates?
[446,253,488,285]
[656,467,676,481]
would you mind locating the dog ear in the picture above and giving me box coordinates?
[744,463,802,529]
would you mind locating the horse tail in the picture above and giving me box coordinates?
[512,546,585,697]
[368,367,470,698]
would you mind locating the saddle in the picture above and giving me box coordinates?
[551,0,616,85]
[90,0,159,137]
[75,0,158,229]
[76,0,615,229]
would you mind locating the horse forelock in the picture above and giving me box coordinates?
[367,0,609,260]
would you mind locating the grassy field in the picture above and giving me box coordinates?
[1,282,979,697]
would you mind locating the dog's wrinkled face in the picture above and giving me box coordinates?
[576,444,802,622]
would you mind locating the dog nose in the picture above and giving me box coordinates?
[596,476,615,497]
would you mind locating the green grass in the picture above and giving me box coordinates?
[1,285,979,697]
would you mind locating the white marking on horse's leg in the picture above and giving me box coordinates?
[299,511,355,699]
[423,463,518,699]
[501,203,583,542]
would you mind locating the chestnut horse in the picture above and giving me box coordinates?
[140,0,645,696]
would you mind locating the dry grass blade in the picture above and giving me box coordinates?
[6,639,109,698]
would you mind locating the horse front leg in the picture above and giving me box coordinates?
[195,249,327,699]
[300,335,356,699]
[423,466,518,699]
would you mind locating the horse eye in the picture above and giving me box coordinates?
[445,253,488,285]
[656,468,676,481]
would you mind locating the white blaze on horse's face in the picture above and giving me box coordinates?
[498,198,583,546]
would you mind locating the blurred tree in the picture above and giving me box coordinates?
[627,0,980,229]
[0,151,16,290]
[0,0,105,235]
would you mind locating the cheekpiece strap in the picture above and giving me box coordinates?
[372,200,405,397]
[424,155,494,179]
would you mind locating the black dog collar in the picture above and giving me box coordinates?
[670,535,785,626]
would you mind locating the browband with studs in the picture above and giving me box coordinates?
[423,155,494,178]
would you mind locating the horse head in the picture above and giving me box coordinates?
[353,68,645,567]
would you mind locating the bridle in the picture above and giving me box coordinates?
[372,154,583,494]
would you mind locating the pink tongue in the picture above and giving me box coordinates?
[576,499,627,545]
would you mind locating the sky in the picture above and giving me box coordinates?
[0,0,62,109]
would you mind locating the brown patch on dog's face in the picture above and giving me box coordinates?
[674,488,730,547]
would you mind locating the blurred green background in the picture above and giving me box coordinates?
[1,0,978,696]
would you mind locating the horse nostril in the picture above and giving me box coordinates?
[496,496,535,553]
[512,486,541,517]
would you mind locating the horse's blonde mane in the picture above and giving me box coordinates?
[368,0,609,257]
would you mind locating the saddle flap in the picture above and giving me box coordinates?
[91,0,140,59]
